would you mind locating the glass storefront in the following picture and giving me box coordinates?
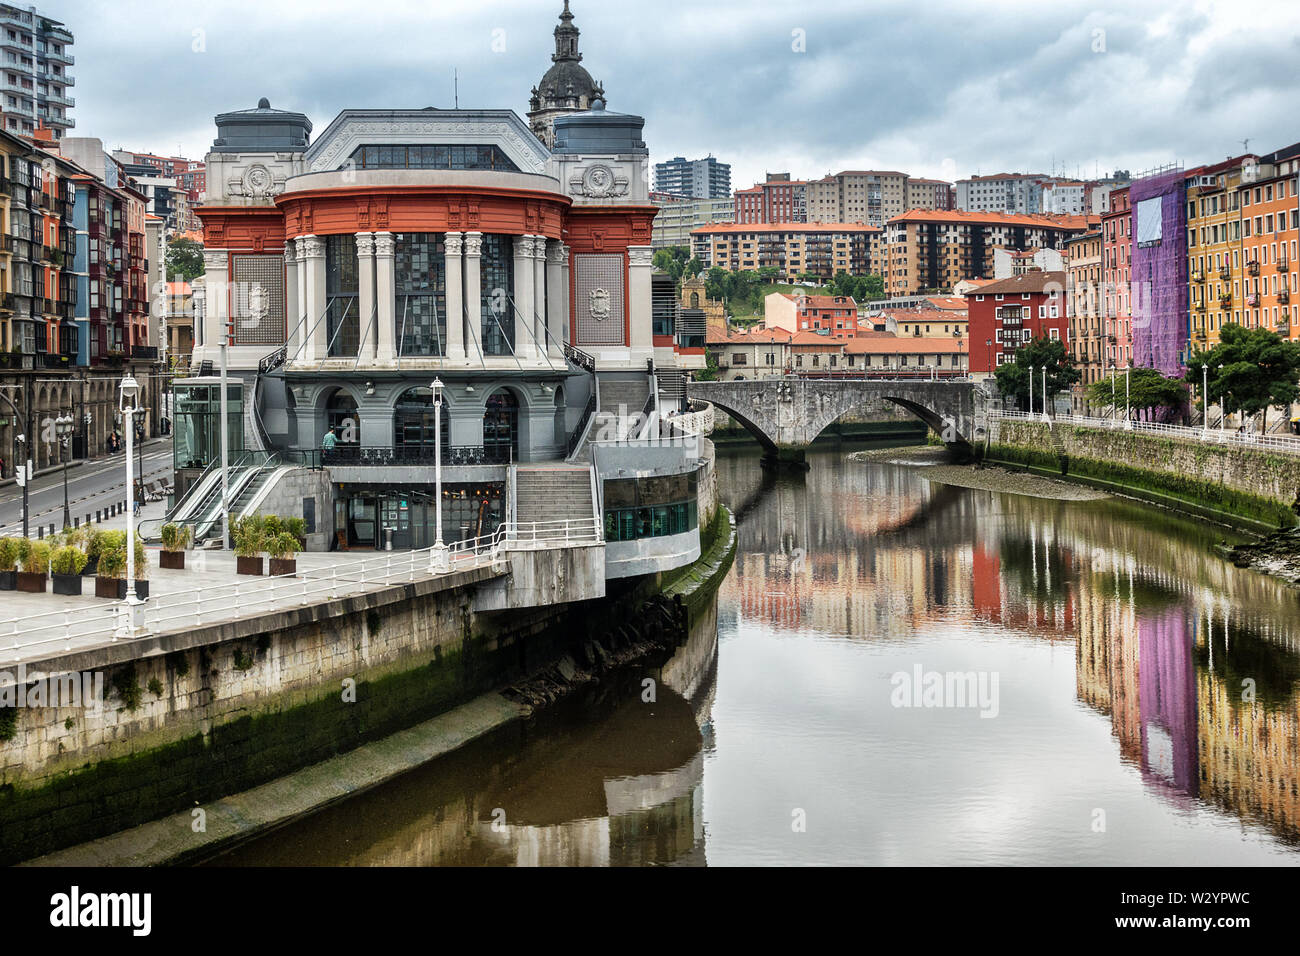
[172,380,243,471]
[483,389,519,462]
[393,387,449,457]
[602,472,699,542]
[336,483,505,550]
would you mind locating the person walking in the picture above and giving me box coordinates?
[320,426,337,460]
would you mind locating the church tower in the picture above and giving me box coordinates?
[527,2,606,148]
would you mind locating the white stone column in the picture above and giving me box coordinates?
[443,232,466,362]
[546,242,568,359]
[627,245,654,351]
[355,232,376,362]
[513,234,536,359]
[463,231,483,360]
[374,231,396,363]
[531,236,548,361]
[301,235,326,361]
[284,239,299,356]
[294,240,308,360]
[202,249,228,350]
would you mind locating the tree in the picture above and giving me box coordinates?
[1089,367,1188,421]
[652,245,691,282]
[696,349,720,381]
[1184,323,1300,432]
[165,237,204,282]
[993,337,1080,412]
[684,257,703,279]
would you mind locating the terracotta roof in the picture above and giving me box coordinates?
[724,327,792,344]
[165,281,191,295]
[964,270,1067,296]
[691,221,881,235]
[878,307,963,323]
[925,296,969,311]
[835,170,908,178]
[774,293,858,309]
[958,278,998,288]
[844,336,965,355]
[790,330,849,347]
[907,178,952,186]
[888,208,1098,229]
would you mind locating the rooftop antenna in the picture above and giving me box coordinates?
[1241,138,1250,154]
[454,68,459,109]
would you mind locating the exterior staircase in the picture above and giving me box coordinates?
[571,377,652,461]
[513,466,597,534]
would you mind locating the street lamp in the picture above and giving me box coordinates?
[430,378,449,572]
[1124,363,1132,430]
[1201,364,1209,437]
[1028,365,1035,416]
[0,388,29,536]
[1041,365,1049,423]
[119,375,143,631]
[1218,364,1226,434]
[56,412,74,529]
[1108,363,1117,424]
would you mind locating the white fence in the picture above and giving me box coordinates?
[0,518,603,664]
[989,409,1300,455]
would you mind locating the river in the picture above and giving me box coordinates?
[207,440,1300,866]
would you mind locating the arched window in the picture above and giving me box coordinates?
[325,389,359,445]
[393,387,448,461]
[483,389,519,462]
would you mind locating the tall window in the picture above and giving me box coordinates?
[325,234,359,356]
[479,234,514,356]
[395,233,445,356]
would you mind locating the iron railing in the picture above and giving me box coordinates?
[990,409,1300,454]
[320,444,509,467]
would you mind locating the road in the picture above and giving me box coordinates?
[0,440,174,536]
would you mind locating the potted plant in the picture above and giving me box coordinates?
[94,530,126,598]
[0,537,19,590]
[17,539,50,593]
[131,534,150,599]
[234,515,266,576]
[51,544,87,595]
[83,528,107,577]
[284,516,307,549]
[159,522,192,570]
[268,531,302,577]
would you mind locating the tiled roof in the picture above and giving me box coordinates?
[963,270,1067,296]
[888,208,1098,229]
[691,221,881,235]
[843,336,965,354]
[774,293,858,309]
[924,296,969,311]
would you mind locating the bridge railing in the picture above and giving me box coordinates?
[990,409,1300,455]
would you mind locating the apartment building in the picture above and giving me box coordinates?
[0,3,73,140]
[956,173,1057,213]
[1186,156,1252,348]
[1065,231,1104,410]
[905,178,955,212]
[966,270,1069,378]
[734,173,807,224]
[802,170,910,227]
[690,222,880,281]
[881,209,1097,296]
[654,155,730,199]
[1101,185,1133,370]
[764,292,859,338]
[650,194,733,248]
[113,150,207,202]
[1234,144,1300,339]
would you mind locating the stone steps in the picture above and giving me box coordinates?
[515,468,594,526]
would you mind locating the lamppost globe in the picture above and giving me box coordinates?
[118,375,140,411]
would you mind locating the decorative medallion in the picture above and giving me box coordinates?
[589,288,611,321]
[571,163,629,199]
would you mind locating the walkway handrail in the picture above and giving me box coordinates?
[989,409,1300,455]
[0,517,607,662]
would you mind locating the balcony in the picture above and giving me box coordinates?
[1219,293,1233,308]
[1279,259,1290,273]
[1219,267,1231,280]
[131,345,159,360]
[1194,301,1207,313]
[1247,261,1260,277]
[320,444,509,467]
[40,352,71,370]
[1280,290,1291,305]
[1191,270,1205,283]
[1246,293,1259,307]
[0,351,33,370]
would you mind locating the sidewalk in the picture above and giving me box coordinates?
[0,436,173,492]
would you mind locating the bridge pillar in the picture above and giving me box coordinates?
[761,445,809,472]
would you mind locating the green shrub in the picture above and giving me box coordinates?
[160,522,192,552]
[85,529,109,562]
[0,537,20,573]
[262,515,284,538]
[233,515,267,558]
[50,545,88,576]
[267,531,301,561]
[22,540,51,574]
[96,531,127,578]
[284,516,307,540]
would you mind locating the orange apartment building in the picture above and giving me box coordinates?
[1065,229,1104,407]
[690,221,880,281]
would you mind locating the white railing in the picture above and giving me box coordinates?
[665,401,715,438]
[990,409,1300,455]
[0,518,605,662]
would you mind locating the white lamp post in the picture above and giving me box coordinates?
[1201,364,1209,436]
[1028,365,1034,416]
[1124,363,1132,430]
[431,378,449,572]
[1109,363,1117,425]
[1218,364,1226,434]
[119,375,143,630]
[1041,365,1049,423]
[56,412,73,529]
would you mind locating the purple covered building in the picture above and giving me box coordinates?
[1129,168,1189,376]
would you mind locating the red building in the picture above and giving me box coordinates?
[1101,186,1132,369]
[734,174,806,224]
[965,270,1068,377]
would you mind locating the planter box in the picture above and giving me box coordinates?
[16,572,47,593]
[237,555,265,576]
[95,578,151,600]
[0,570,14,591]
[269,557,297,577]
[82,556,99,577]
[159,550,185,570]
[52,573,82,596]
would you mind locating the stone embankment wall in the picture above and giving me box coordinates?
[988,418,1300,528]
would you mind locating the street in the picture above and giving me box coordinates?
[0,439,173,536]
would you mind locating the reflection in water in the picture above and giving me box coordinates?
[212,442,1300,865]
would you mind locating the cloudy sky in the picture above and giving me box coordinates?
[53,0,1300,189]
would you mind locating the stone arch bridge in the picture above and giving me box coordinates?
[688,378,979,466]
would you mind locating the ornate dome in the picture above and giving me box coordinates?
[528,2,606,145]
